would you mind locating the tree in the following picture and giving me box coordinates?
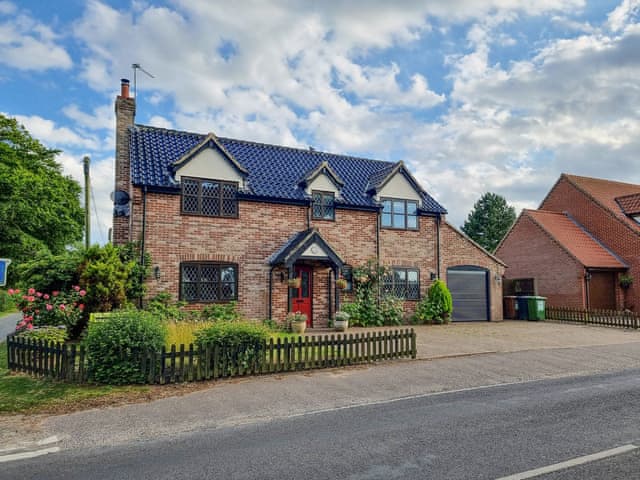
[0,114,84,275]
[461,192,516,253]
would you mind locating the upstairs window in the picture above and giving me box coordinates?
[312,191,335,220]
[382,268,420,300]
[182,177,238,217]
[180,262,237,302]
[381,198,418,230]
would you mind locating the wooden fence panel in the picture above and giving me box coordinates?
[7,328,417,384]
[546,306,640,329]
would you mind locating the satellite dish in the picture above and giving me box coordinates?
[111,190,130,205]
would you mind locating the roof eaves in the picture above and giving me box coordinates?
[299,160,345,189]
[563,212,628,269]
[524,210,587,268]
[172,132,249,176]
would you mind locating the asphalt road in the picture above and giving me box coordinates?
[2,368,639,480]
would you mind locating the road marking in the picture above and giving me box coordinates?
[495,444,638,480]
[36,435,60,446]
[0,446,61,463]
[285,377,574,420]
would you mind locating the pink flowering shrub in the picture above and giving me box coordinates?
[9,286,86,333]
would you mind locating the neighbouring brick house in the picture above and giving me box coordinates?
[113,79,505,326]
[496,174,640,311]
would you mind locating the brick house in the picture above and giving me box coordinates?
[496,174,640,311]
[113,79,505,325]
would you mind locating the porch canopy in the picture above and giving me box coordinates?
[269,228,344,271]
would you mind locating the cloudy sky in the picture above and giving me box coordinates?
[2,0,640,243]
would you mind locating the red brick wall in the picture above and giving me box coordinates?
[440,222,505,320]
[132,189,505,324]
[541,177,638,310]
[495,214,586,308]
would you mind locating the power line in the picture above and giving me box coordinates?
[90,184,105,244]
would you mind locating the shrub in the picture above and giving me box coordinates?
[84,311,167,385]
[194,321,270,373]
[16,326,67,344]
[14,248,83,293]
[412,296,436,324]
[145,292,189,321]
[118,241,151,301]
[342,260,407,327]
[9,286,86,335]
[78,244,134,313]
[201,301,242,322]
[380,295,404,325]
[427,280,453,323]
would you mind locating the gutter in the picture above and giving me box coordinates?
[268,266,274,320]
[139,185,148,308]
[436,214,441,279]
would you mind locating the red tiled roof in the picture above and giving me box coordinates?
[564,174,640,231]
[525,209,626,269]
[616,193,640,215]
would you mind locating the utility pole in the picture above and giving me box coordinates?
[83,156,90,249]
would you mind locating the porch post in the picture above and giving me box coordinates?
[333,266,340,314]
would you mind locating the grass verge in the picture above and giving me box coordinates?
[0,341,150,415]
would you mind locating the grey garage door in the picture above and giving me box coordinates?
[447,267,489,322]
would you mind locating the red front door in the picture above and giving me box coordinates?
[292,266,312,326]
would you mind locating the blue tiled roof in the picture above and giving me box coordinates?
[129,124,447,214]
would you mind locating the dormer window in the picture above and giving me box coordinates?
[312,191,335,220]
[182,177,238,217]
[381,198,418,230]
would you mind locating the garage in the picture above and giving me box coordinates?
[446,266,489,321]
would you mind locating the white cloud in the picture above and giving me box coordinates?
[607,0,640,32]
[63,104,114,131]
[12,114,100,150]
[0,8,72,71]
[148,115,173,129]
[406,5,640,226]
[0,1,15,15]
[60,0,638,231]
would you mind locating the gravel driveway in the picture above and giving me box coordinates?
[344,320,640,359]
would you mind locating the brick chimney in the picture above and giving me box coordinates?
[113,78,136,245]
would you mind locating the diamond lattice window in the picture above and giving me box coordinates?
[383,268,420,300]
[181,177,238,217]
[312,191,335,220]
[180,263,238,302]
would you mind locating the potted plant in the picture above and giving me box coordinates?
[287,277,302,289]
[620,273,633,289]
[334,310,350,331]
[287,311,307,334]
[336,278,348,290]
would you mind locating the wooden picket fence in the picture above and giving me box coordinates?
[6,329,416,384]
[545,306,640,329]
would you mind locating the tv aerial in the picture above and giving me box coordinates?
[131,63,155,97]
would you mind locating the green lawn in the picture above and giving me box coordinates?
[0,341,149,415]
